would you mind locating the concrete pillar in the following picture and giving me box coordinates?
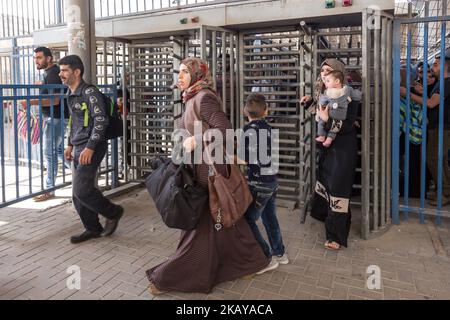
[66,0,96,83]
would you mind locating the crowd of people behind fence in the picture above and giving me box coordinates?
[399,49,450,205]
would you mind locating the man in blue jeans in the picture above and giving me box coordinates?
[241,93,289,275]
[20,47,69,201]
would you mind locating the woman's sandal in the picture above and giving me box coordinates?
[148,282,166,296]
[242,273,255,280]
[324,241,341,250]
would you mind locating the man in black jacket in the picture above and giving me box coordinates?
[19,47,69,202]
[60,55,124,244]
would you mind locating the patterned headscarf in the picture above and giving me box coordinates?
[180,57,215,102]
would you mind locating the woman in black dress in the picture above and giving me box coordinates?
[301,58,358,250]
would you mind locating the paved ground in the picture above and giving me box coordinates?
[1,188,450,300]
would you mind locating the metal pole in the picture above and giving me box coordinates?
[212,31,217,89]
[122,43,128,182]
[38,94,44,190]
[112,40,121,186]
[373,19,380,232]
[361,9,371,238]
[221,33,227,114]
[101,41,109,188]
[404,22,413,220]
[230,34,235,128]
[103,40,107,85]
[381,17,387,227]
[386,18,392,224]
[238,32,245,130]
[391,20,402,225]
[0,88,5,203]
[419,1,430,224]
[112,41,117,86]
[299,20,311,37]
[13,88,19,198]
[299,30,306,218]
[436,0,447,226]
[311,32,318,192]
[130,44,136,180]
[26,87,32,194]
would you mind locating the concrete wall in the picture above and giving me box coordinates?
[34,0,395,46]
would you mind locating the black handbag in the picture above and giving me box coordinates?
[145,156,208,230]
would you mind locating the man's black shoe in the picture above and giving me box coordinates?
[102,205,124,236]
[70,230,101,244]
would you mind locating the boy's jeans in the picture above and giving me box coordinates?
[245,180,285,259]
[43,117,68,190]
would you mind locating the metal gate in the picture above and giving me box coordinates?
[126,39,181,181]
[124,26,315,214]
[125,26,238,181]
[198,26,239,128]
[96,39,128,186]
[239,27,314,213]
[120,15,395,240]
[392,1,450,225]
[362,9,394,238]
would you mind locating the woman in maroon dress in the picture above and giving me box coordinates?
[146,57,269,295]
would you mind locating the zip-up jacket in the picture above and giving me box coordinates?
[67,80,109,149]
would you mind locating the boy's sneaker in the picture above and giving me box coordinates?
[273,253,289,265]
[256,259,279,275]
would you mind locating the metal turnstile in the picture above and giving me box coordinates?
[240,27,314,214]
[126,39,182,180]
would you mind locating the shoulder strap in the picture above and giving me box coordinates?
[188,90,230,176]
